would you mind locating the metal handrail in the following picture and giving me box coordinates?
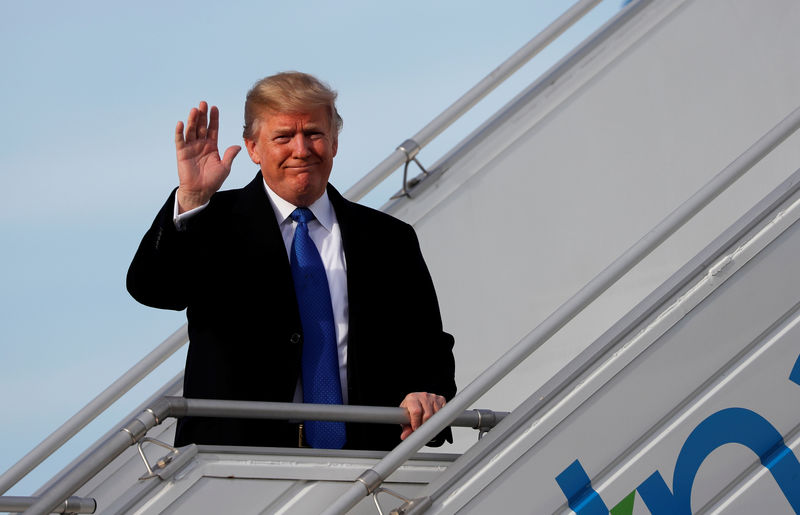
[343,0,603,203]
[0,495,96,514]
[0,325,188,496]
[23,399,171,515]
[23,397,508,515]
[382,0,654,211]
[32,373,183,497]
[168,397,508,430]
[322,105,800,514]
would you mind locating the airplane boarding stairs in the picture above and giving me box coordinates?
[394,165,800,514]
[8,141,800,515]
[7,157,800,515]
[3,0,800,513]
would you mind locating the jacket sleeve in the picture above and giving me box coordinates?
[402,224,457,446]
[126,189,192,311]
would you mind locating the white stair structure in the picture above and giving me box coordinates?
[401,167,800,514]
[3,0,800,513]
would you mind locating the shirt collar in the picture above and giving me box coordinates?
[262,179,335,233]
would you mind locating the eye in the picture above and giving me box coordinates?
[274,136,291,143]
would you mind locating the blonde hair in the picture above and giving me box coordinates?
[243,71,343,140]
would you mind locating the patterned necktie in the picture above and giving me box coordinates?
[289,207,346,449]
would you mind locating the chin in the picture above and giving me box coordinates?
[291,186,325,206]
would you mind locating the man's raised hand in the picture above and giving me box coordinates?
[175,101,241,213]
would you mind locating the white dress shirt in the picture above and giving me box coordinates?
[173,182,350,403]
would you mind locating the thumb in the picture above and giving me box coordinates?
[222,145,242,171]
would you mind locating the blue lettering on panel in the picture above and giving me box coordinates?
[790,353,800,386]
[636,407,800,513]
[558,353,800,513]
[555,459,609,514]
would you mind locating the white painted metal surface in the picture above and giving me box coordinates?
[386,0,800,450]
[75,445,456,515]
[413,171,800,513]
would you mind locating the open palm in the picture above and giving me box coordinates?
[175,101,241,212]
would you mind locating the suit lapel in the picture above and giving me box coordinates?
[233,173,296,295]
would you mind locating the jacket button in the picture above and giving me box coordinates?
[290,333,301,344]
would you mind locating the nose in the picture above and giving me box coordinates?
[291,134,312,157]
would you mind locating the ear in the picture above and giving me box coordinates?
[244,138,260,165]
[332,135,338,158]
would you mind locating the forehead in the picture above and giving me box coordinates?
[259,106,331,131]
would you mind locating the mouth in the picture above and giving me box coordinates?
[285,162,319,171]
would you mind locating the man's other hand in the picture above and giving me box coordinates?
[399,392,446,440]
[175,101,241,212]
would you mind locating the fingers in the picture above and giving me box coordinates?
[207,105,220,141]
[184,106,199,142]
[399,392,446,440]
[180,101,215,143]
[175,121,185,148]
[197,101,208,139]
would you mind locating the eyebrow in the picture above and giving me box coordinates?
[271,124,325,135]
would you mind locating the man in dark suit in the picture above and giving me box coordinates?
[127,72,455,450]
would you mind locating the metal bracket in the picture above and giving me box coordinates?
[136,437,179,480]
[389,495,433,515]
[473,409,497,440]
[356,469,384,494]
[392,139,431,199]
[370,486,412,515]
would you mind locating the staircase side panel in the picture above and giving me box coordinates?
[386,0,800,445]
[430,189,800,513]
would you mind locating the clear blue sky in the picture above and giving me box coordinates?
[0,0,621,496]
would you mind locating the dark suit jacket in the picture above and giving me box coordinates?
[127,173,456,450]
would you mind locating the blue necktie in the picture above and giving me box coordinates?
[289,207,346,449]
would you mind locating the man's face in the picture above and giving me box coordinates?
[244,106,338,206]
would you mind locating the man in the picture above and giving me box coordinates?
[127,72,456,450]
